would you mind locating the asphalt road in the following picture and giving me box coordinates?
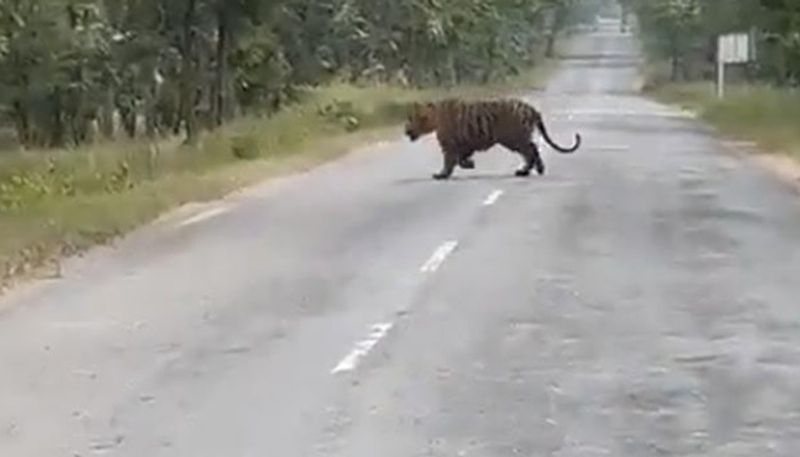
[3,20,800,457]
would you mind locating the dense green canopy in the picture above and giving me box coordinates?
[0,0,596,148]
[621,0,800,83]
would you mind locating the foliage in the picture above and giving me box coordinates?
[624,0,800,84]
[652,81,800,161]
[0,0,600,150]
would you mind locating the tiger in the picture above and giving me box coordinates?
[404,98,582,180]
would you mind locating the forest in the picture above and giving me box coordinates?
[0,0,598,149]
[622,0,800,84]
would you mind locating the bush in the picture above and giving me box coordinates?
[231,134,261,160]
[652,82,800,158]
[318,99,362,132]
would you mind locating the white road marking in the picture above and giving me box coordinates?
[483,190,504,206]
[177,207,229,227]
[552,109,696,119]
[420,241,459,273]
[591,145,630,152]
[332,322,394,374]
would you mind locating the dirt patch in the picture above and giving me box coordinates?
[753,153,800,192]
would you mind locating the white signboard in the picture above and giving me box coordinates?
[716,32,752,98]
[718,33,750,64]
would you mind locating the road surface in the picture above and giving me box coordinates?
[2,20,800,457]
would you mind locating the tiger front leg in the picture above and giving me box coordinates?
[433,149,459,180]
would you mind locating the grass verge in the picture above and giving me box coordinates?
[0,63,554,290]
[647,81,800,159]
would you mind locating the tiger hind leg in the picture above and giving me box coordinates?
[458,154,476,169]
[512,142,545,177]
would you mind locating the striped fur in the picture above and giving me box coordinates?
[405,98,581,180]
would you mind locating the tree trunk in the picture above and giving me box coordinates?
[446,50,458,86]
[670,35,680,82]
[144,84,158,139]
[12,72,34,147]
[545,34,557,58]
[212,6,230,128]
[670,56,680,81]
[180,0,200,146]
[545,5,568,58]
[99,87,115,139]
[49,89,66,148]
[12,100,32,148]
[620,5,629,33]
[121,108,137,138]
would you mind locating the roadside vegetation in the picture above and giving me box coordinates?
[0,0,604,288]
[624,0,800,159]
[651,82,800,159]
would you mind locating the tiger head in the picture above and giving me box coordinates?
[405,102,437,142]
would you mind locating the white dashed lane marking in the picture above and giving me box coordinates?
[332,323,394,374]
[483,190,504,206]
[552,108,696,119]
[420,241,459,273]
[332,184,501,375]
[591,145,630,152]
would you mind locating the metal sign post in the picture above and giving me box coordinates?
[717,40,725,98]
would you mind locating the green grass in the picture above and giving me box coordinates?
[0,64,554,288]
[649,81,800,159]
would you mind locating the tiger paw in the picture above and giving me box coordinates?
[458,159,476,169]
[433,173,451,180]
[515,169,531,177]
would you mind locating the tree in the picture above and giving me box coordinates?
[628,0,800,84]
[0,0,596,149]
